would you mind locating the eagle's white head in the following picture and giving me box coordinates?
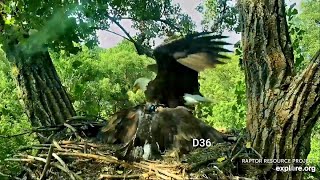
[133,77,151,92]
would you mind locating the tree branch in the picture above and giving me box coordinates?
[120,16,182,31]
[106,15,136,44]
[104,30,130,41]
[283,49,320,128]
[106,15,151,56]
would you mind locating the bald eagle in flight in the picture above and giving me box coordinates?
[136,32,230,108]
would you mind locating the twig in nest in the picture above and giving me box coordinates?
[5,158,33,162]
[19,155,47,163]
[18,144,81,152]
[134,162,184,180]
[98,174,141,179]
[155,169,169,179]
[213,166,228,180]
[55,152,120,164]
[83,141,87,153]
[187,157,218,172]
[53,140,63,151]
[140,161,180,168]
[250,147,262,159]
[64,123,82,140]
[231,137,243,156]
[60,140,102,148]
[0,172,21,180]
[232,176,255,180]
[0,172,10,177]
[0,119,105,139]
[22,166,37,180]
[8,155,81,180]
[67,115,107,122]
[52,153,78,180]
[40,144,54,180]
[0,126,62,139]
[231,147,244,162]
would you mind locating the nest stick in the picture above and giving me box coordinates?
[213,166,228,180]
[134,162,184,179]
[52,153,77,180]
[98,174,141,179]
[55,152,120,164]
[250,147,263,159]
[64,123,82,140]
[40,144,54,180]
[53,140,63,151]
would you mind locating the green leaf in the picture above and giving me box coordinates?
[295,55,305,67]
[116,170,123,174]
[232,105,237,111]
[235,48,242,56]
[246,142,252,148]
[292,9,298,15]
[72,60,82,69]
[217,156,226,162]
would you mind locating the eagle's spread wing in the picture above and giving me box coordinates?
[145,32,230,107]
[154,32,230,72]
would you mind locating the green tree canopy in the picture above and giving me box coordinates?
[0,0,194,56]
[52,41,155,117]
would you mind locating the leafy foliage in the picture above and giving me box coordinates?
[306,132,320,179]
[286,1,320,71]
[197,55,246,130]
[198,0,240,33]
[52,41,155,117]
[287,2,320,177]
[286,3,307,71]
[0,0,194,56]
[0,49,35,176]
[298,0,320,59]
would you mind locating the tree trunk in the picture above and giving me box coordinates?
[239,0,320,179]
[4,41,76,140]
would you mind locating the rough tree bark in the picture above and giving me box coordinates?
[0,12,76,144]
[239,0,320,179]
[3,40,76,141]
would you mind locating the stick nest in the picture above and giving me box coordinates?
[3,116,259,179]
[5,137,259,179]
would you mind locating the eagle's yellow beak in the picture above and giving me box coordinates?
[132,84,140,93]
[132,77,151,93]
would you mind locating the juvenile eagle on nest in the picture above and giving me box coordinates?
[135,32,230,107]
[99,32,233,161]
[99,104,230,161]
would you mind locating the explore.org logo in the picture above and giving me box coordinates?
[276,166,316,173]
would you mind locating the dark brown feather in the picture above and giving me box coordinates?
[146,32,231,107]
[98,105,228,161]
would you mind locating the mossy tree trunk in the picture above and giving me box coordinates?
[4,41,76,141]
[239,0,320,179]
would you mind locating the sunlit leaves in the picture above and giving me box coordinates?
[53,41,154,117]
[0,49,35,176]
[199,0,239,33]
[286,1,319,71]
[4,15,15,25]
[197,54,246,129]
